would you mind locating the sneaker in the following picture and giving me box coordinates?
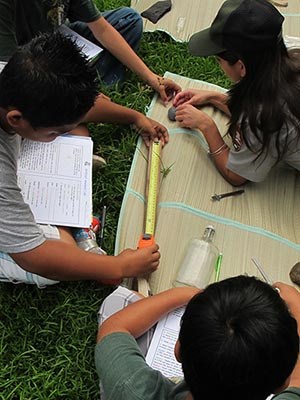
[92,154,106,170]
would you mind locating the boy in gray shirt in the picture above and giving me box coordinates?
[0,32,161,287]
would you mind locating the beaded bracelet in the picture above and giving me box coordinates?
[157,76,165,87]
[208,142,228,157]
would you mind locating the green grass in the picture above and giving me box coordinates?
[0,1,229,399]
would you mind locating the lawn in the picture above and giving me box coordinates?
[0,1,229,399]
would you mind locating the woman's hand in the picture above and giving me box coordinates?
[274,282,300,321]
[173,89,214,107]
[173,90,230,116]
[175,104,215,132]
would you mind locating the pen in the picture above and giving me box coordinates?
[215,253,223,282]
[99,205,107,248]
[251,257,273,285]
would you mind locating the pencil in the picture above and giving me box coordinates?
[251,257,273,285]
[215,253,223,282]
[99,205,107,248]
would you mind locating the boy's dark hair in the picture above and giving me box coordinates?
[0,32,98,128]
[179,276,299,400]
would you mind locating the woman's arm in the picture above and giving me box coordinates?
[173,89,231,116]
[175,104,247,186]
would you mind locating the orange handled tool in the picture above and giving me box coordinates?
[138,233,155,249]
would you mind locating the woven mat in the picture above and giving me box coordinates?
[131,0,300,42]
[115,72,300,294]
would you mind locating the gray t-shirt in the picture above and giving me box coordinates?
[227,118,300,182]
[0,126,45,253]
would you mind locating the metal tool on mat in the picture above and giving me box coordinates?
[251,257,273,285]
[137,141,162,296]
[211,189,245,201]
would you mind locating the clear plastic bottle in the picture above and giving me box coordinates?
[72,227,106,255]
[174,225,219,288]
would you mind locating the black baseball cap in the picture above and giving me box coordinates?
[188,0,284,56]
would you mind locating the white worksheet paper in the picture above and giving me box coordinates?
[58,25,103,62]
[17,135,93,228]
[146,306,185,378]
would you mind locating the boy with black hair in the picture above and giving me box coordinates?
[0,0,180,103]
[0,32,161,287]
[96,276,300,399]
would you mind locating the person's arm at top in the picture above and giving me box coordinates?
[97,287,200,342]
[87,17,181,103]
[175,104,247,186]
[10,240,160,282]
[83,95,169,146]
[274,282,300,388]
[0,1,17,61]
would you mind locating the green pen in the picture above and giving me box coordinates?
[215,253,223,282]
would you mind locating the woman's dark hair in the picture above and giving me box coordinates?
[288,48,300,71]
[218,50,240,66]
[223,40,300,162]
[0,32,98,128]
[179,276,299,400]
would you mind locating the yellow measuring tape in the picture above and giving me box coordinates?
[137,142,161,297]
[145,141,161,235]
[138,141,161,249]
[137,141,162,296]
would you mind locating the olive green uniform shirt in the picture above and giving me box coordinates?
[95,333,300,400]
[95,332,188,400]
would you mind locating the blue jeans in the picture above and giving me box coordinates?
[69,7,143,85]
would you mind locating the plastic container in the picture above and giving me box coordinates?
[73,227,106,255]
[174,225,219,288]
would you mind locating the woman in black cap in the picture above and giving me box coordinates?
[173,0,300,185]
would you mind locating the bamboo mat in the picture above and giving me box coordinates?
[131,0,300,41]
[115,72,300,294]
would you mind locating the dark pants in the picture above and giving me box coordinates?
[69,7,143,85]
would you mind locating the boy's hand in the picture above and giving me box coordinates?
[117,243,160,277]
[98,92,111,102]
[148,74,181,105]
[133,114,169,147]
